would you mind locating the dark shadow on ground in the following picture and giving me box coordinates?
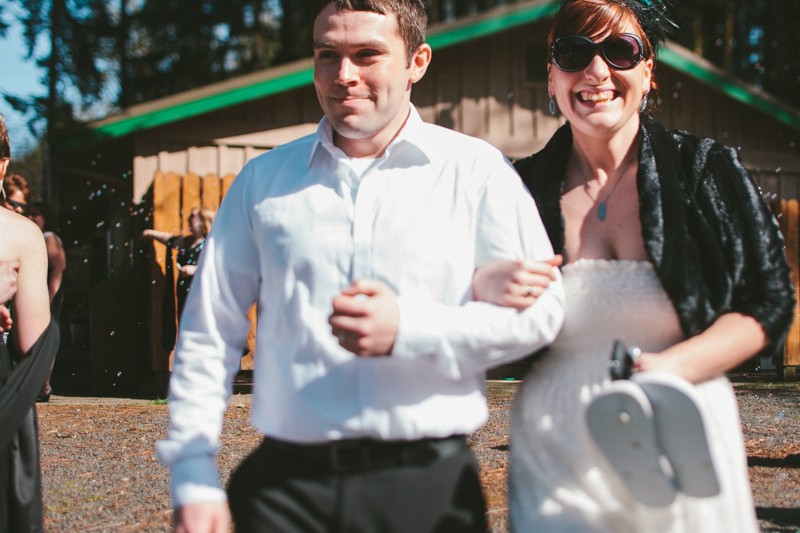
[749,455,800,468]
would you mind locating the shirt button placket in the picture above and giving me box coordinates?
[351,170,376,282]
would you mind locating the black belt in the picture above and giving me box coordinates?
[260,435,467,473]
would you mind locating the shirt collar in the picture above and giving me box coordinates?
[308,104,430,167]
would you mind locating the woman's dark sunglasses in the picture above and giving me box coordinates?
[551,33,644,72]
[6,199,27,213]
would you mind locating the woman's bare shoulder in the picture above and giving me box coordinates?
[0,209,45,260]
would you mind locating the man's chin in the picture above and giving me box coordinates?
[330,118,376,141]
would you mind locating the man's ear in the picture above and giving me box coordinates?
[409,43,432,84]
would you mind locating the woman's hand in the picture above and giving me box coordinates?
[179,265,197,278]
[473,255,563,311]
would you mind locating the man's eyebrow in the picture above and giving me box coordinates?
[313,39,333,49]
[313,39,389,50]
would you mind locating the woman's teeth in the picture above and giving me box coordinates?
[579,91,614,103]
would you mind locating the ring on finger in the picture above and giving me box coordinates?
[524,286,535,297]
[338,331,347,344]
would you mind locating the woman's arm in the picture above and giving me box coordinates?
[45,233,66,301]
[142,228,182,245]
[639,313,767,384]
[641,142,789,384]
[8,215,50,353]
[472,256,562,310]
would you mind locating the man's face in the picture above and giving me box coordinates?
[313,4,430,157]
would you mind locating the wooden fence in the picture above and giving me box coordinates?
[774,199,800,380]
[148,171,256,372]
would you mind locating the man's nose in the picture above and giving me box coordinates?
[337,58,358,84]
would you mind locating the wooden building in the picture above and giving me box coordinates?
[57,0,800,395]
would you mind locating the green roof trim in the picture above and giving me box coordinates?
[658,45,800,131]
[89,67,313,141]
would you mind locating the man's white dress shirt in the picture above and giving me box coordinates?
[157,107,564,506]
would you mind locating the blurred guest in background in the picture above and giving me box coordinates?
[143,207,215,349]
[28,202,66,402]
[2,172,30,215]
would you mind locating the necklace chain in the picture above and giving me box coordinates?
[572,152,636,221]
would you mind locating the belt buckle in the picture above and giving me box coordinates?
[330,441,369,472]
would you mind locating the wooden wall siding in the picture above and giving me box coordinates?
[133,145,267,203]
[652,70,798,165]
[148,171,256,373]
[414,26,560,159]
[754,170,800,203]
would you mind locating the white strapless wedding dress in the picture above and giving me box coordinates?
[508,259,758,533]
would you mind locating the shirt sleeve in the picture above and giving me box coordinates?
[155,162,261,507]
[391,154,565,380]
[704,144,795,349]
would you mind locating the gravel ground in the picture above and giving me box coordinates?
[37,378,800,532]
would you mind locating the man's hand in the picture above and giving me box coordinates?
[174,501,230,533]
[0,259,19,304]
[329,279,399,357]
[472,256,562,311]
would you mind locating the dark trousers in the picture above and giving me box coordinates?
[227,437,488,533]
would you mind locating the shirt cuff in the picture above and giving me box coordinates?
[169,455,227,508]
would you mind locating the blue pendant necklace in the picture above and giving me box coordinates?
[572,152,635,221]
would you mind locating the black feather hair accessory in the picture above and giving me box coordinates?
[610,0,679,49]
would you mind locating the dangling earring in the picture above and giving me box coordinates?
[549,95,556,116]
[640,95,648,113]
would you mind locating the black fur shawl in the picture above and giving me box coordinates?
[514,114,795,352]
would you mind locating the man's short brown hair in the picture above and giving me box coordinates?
[313,0,428,65]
